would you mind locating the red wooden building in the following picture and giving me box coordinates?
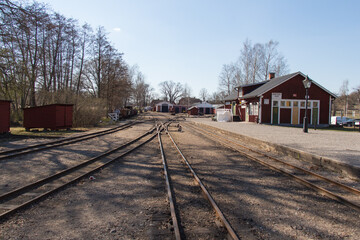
[23,104,73,131]
[228,72,336,126]
[0,100,11,134]
[187,106,198,115]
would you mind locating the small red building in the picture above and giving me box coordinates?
[0,100,11,134]
[231,72,336,126]
[187,106,198,115]
[23,104,73,131]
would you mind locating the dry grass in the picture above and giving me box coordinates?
[9,127,90,137]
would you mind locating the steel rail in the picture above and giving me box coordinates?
[190,124,360,196]
[157,124,182,240]
[165,124,240,240]
[0,121,139,161]
[0,126,157,221]
[186,123,360,196]
[0,125,156,202]
[0,121,136,156]
[184,123,360,212]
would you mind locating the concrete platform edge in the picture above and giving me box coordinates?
[192,122,360,180]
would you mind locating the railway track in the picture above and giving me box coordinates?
[183,122,360,212]
[157,122,240,240]
[0,121,141,161]
[0,123,158,221]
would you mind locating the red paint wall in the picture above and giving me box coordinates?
[23,104,73,130]
[0,100,11,133]
[187,107,198,115]
[260,74,332,124]
[280,109,291,124]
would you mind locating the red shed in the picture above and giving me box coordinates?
[236,72,337,126]
[23,104,73,131]
[187,106,198,115]
[0,100,11,134]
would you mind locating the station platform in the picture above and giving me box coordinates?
[187,118,360,180]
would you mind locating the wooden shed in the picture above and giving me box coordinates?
[23,104,73,131]
[187,106,198,115]
[0,100,11,134]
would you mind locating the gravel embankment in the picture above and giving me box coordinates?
[188,118,360,168]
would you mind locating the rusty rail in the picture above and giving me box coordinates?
[165,123,240,240]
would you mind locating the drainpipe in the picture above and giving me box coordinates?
[259,96,263,123]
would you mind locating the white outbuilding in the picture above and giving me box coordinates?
[155,101,173,112]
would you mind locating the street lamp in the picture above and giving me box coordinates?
[303,75,312,133]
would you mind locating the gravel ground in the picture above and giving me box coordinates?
[1,113,359,239]
[0,121,153,195]
[169,120,360,239]
[188,118,360,168]
[161,130,228,239]
[0,133,173,240]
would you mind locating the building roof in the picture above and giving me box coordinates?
[192,102,213,108]
[155,101,173,106]
[235,81,270,89]
[223,91,238,101]
[241,71,337,99]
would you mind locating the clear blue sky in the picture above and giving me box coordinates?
[41,0,360,98]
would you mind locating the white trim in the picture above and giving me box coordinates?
[328,95,332,124]
[271,99,320,125]
[259,96,263,123]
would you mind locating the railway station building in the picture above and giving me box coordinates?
[225,71,337,126]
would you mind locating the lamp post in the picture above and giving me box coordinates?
[303,75,312,133]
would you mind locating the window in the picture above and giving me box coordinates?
[286,101,291,107]
[281,101,285,107]
[273,101,278,107]
[249,102,258,115]
[293,101,298,107]
[313,102,318,108]
[300,101,305,107]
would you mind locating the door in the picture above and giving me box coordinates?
[292,101,299,124]
[272,101,279,124]
[312,107,318,125]
[162,104,168,112]
[232,102,236,116]
[245,106,249,122]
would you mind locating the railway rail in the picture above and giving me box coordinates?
[157,122,240,240]
[0,122,158,221]
[0,121,141,161]
[184,122,360,212]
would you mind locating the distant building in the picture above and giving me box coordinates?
[155,101,173,112]
[178,97,202,106]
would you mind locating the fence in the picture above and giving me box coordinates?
[334,110,360,119]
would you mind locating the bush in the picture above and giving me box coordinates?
[72,96,107,127]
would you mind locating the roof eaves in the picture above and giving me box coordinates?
[241,72,299,99]
[297,72,337,98]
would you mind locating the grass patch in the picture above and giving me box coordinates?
[10,127,91,137]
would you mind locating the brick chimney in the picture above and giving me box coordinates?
[269,72,275,80]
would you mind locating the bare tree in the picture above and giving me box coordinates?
[199,88,208,102]
[130,66,153,108]
[208,90,227,104]
[240,39,253,84]
[181,83,192,107]
[159,80,183,103]
[339,79,349,116]
[218,63,238,96]
[220,39,289,94]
